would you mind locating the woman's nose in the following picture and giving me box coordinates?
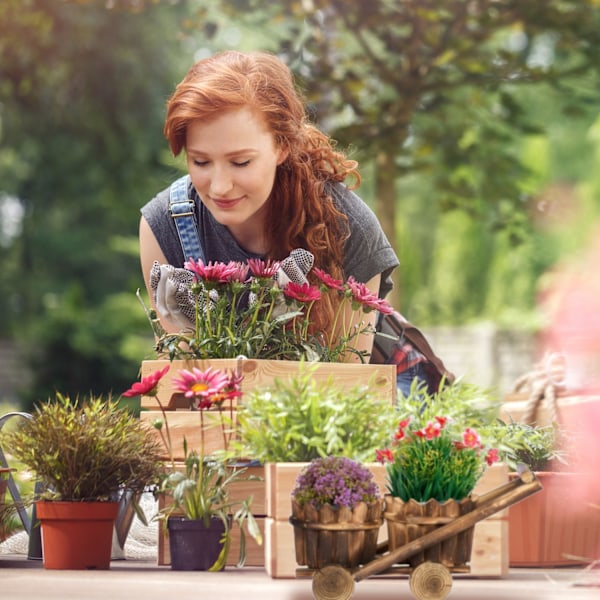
[209,166,234,197]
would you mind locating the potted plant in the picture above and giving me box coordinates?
[143,255,393,363]
[290,456,383,569]
[0,394,164,569]
[376,382,500,569]
[494,420,599,567]
[123,365,262,571]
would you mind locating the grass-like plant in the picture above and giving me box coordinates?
[1,393,164,502]
[235,365,397,463]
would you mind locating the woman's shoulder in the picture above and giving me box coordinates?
[327,182,382,229]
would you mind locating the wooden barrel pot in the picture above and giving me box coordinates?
[290,499,384,569]
[384,495,476,569]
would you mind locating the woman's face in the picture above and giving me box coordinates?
[185,106,287,253]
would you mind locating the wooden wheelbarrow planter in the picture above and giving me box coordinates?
[298,468,543,600]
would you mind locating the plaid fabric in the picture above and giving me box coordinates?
[388,340,427,375]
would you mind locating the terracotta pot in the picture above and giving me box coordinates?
[167,516,227,571]
[384,495,475,568]
[35,501,119,570]
[509,471,600,567]
[290,499,383,569]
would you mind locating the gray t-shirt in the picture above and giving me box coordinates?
[141,178,399,299]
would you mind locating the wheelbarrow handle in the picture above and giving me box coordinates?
[354,474,542,583]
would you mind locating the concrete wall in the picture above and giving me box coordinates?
[422,323,538,397]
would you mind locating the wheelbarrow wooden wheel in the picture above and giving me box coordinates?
[312,565,355,600]
[409,562,452,600]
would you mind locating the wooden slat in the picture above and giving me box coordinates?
[140,359,397,410]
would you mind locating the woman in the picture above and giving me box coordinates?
[140,50,398,363]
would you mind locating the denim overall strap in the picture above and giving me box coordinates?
[169,175,205,263]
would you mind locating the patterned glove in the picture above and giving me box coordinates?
[149,261,196,330]
[272,249,315,317]
[276,248,314,287]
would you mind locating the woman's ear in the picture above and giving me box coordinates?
[276,146,290,166]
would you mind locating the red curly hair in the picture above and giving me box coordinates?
[164,50,361,334]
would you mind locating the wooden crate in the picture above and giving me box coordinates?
[264,462,509,578]
[140,359,397,460]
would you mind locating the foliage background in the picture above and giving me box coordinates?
[1,0,599,408]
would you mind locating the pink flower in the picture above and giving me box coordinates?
[347,277,386,312]
[122,366,169,397]
[376,448,394,464]
[172,367,230,404]
[312,268,345,291]
[209,370,244,407]
[184,259,240,283]
[247,258,280,278]
[283,281,322,303]
[462,427,482,449]
[228,262,250,283]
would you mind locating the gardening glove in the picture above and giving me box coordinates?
[271,248,315,318]
[276,248,314,288]
[149,261,196,330]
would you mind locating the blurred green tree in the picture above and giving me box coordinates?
[212,0,600,310]
[0,0,187,406]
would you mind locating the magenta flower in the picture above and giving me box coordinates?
[172,367,230,406]
[247,258,280,278]
[184,259,240,283]
[122,365,169,397]
[312,268,345,291]
[347,277,384,312]
[283,281,322,303]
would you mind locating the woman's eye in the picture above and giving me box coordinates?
[193,160,209,167]
[233,160,250,167]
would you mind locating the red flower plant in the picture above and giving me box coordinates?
[377,414,499,502]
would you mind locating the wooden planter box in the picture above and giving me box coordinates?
[140,359,397,460]
[157,462,508,575]
[264,462,509,578]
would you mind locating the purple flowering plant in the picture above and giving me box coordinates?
[291,456,381,510]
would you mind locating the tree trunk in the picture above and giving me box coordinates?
[374,151,400,309]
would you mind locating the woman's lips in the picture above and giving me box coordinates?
[211,196,244,209]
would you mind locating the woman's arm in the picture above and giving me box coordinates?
[341,273,381,363]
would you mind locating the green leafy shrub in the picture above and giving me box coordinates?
[235,366,397,463]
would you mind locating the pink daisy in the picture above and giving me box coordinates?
[184,259,240,283]
[312,268,345,291]
[172,367,230,402]
[247,258,281,278]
